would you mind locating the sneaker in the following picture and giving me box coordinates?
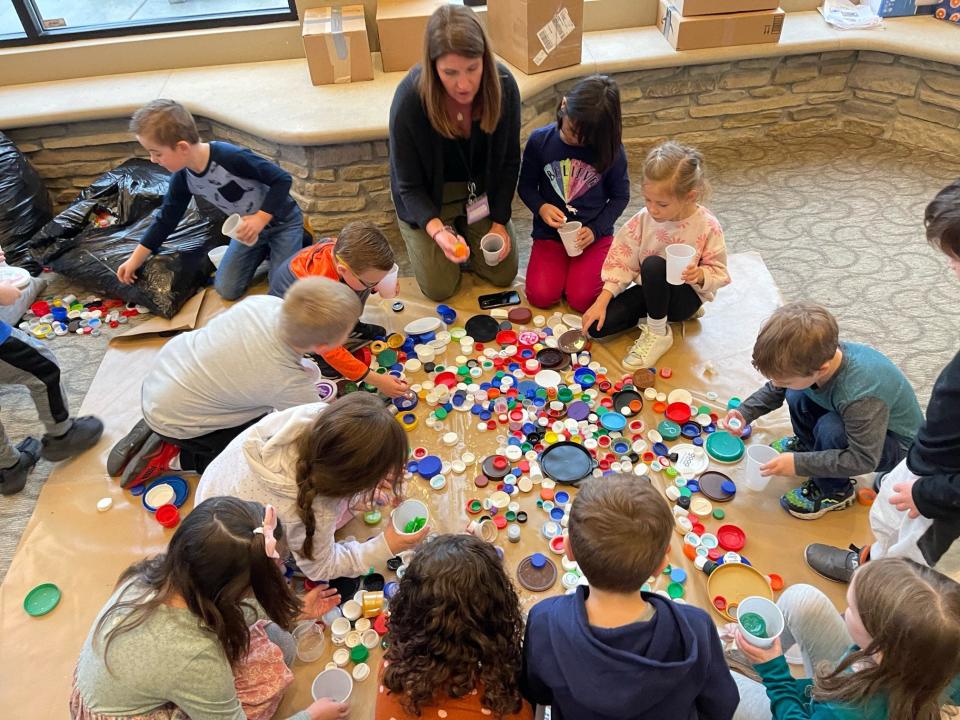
[41,416,104,462]
[770,435,800,453]
[780,479,856,519]
[0,437,41,496]
[350,322,386,342]
[805,543,863,584]
[125,440,180,489]
[622,326,674,370]
[723,645,761,682]
[107,418,153,476]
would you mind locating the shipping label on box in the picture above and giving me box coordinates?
[670,0,780,16]
[302,5,374,85]
[934,0,960,22]
[658,1,784,51]
[867,0,918,17]
[487,0,584,75]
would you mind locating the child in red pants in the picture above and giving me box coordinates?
[520,75,630,313]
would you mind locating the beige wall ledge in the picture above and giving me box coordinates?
[1,12,956,145]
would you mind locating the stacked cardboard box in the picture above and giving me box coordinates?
[486,0,584,75]
[376,0,448,74]
[657,0,785,51]
[302,5,374,85]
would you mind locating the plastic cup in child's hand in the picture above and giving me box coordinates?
[736,596,784,649]
[392,499,429,535]
[665,244,696,285]
[558,221,583,257]
[744,444,779,492]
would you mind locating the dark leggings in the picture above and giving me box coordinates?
[588,255,702,339]
[159,415,265,474]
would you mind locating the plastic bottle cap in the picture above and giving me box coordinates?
[96,497,113,512]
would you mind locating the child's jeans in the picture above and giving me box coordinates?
[525,236,612,313]
[786,390,907,496]
[587,255,702,339]
[0,327,72,467]
[267,257,298,298]
[214,208,304,301]
[732,584,853,720]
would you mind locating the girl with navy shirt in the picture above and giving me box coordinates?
[520,75,630,313]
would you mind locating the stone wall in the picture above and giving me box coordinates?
[6,50,960,251]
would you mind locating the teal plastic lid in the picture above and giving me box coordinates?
[657,420,681,440]
[24,583,61,617]
[705,431,745,464]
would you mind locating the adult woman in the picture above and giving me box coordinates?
[389,4,521,301]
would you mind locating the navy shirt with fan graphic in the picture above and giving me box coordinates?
[518,125,630,243]
[139,141,299,252]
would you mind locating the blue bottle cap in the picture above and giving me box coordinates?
[550,507,564,521]
[406,460,419,474]
[670,567,687,584]
[721,480,737,494]
[531,553,547,568]
[554,491,570,505]
[652,442,670,457]
[417,455,442,478]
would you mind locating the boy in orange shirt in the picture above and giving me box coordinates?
[270,221,407,398]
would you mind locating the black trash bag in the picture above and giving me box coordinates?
[30,158,226,318]
[0,132,52,273]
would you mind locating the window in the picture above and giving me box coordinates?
[0,0,297,47]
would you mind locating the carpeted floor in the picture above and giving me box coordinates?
[1,131,959,583]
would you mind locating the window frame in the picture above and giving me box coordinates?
[0,0,299,48]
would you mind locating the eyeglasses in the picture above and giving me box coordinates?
[337,255,400,297]
[336,254,379,290]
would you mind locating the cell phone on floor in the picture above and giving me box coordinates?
[478,290,521,310]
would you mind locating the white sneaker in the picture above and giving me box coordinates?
[622,325,674,370]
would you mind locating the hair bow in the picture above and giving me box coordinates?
[253,504,281,559]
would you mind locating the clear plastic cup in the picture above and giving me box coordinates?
[376,263,400,299]
[558,221,582,257]
[480,233,504,266]
[293,620,326,663]
[666,244,696,285]
[744,444,779,491]
[311,667,353,702]
[392,499,429,535]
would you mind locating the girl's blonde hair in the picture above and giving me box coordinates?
[642,141,710,201]
[419,5,501,139]
[813,558,960,720]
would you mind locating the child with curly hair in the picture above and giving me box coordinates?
[377,534,534,719]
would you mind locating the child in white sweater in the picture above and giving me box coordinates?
[196,393,428,581]
[581,142,730,369]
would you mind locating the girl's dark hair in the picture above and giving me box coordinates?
[925,178,960,260]
[556,74,623,174]
[813,558,960,720]
[383,534,525,718]
[95,497,300,669]
[296,393,408,559]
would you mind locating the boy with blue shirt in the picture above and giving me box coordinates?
[117,99,304,300]
[521,475,738,720]
[726,301,923,519]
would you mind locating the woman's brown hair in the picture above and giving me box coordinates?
[295,393,408,559]
[383,534,526,718]
[95,497,300,669]
[813,557,960,720]
[419,4,501,139]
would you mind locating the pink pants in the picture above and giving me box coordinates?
[524,236,613,313]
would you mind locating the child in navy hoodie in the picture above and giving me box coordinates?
[521,475,738,720]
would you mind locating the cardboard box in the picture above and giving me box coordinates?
[670,0,779,16]
[486,0,584,75]
[302,6,374,85]
[376,0,446,74]
[933,0,960,22]
[657,1,785,51]
[865,0,918,17]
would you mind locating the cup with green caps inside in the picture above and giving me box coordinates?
[392,499,429,535]
[736,596,784,649]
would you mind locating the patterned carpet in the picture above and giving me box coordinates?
[1,131,959,583]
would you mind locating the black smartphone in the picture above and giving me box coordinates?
[478,290,521,309]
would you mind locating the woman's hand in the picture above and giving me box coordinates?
[539,203,567,229]
[300,584,341,619]
[735,629,783,665]
[681,262,704,286]
[434,226,469,264]
[489,222,512,261]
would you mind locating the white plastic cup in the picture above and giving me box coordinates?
[558,221,583,257]
[744,445,780,492]
[311,667,353,702]
[392,499,429,535]
[293,620,327,663]
[480,233,504,266]
[736,596,784,649]
[330,616,351,642]
[377,263,400,299]
[665,244,696,285]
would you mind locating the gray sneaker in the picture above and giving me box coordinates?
[805,543,861,584]
[107,418,152,476]
[1,437,41,495]
[41,416,104,462]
